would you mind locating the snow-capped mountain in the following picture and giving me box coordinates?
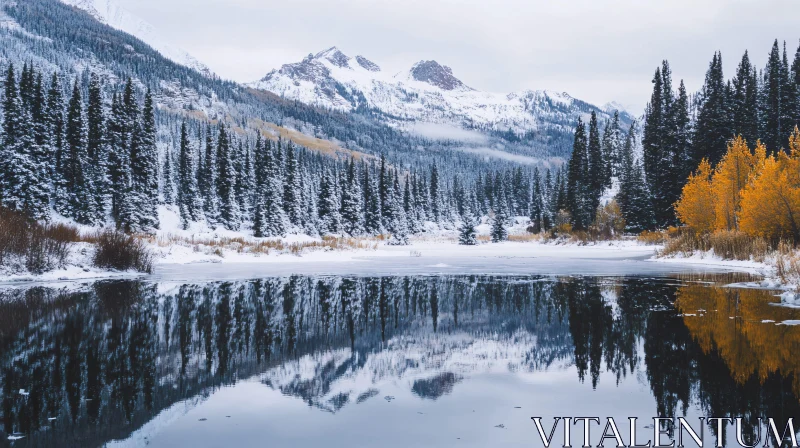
[58,0,213,76]
[252,47,631,146]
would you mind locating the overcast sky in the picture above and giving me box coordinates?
[117,0,799,114]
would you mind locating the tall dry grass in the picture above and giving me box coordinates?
[660,228,770,262]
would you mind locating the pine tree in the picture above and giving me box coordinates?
[731,51,761,145]
[63,80,93,224]
[283,143,301,228]
[201,126,216,221]
[130,89,159,231]
[386,172,409,245]
[177,122,200,228]
[262,139,287,237]
[429,164,440,222]
[30,71,50,220]
[764,40,786,152]
[363,163,382,234]
[86,72,107,221]
[542,169,554,230]
[694,52,732,165]
[45,73,66,215]
[528,168,543,234]
[586,111,604,213]
[378,154,389,226]
[317,168,342,235]
[0,65,48,219]
[617,123,654,232]
[490,208,508,242]
[162,146,175,205]
[792,41,800,129]
[670,80,693,206]
[107,91,133,230]
[566,118,589,229]
[458,214,478,245]
[601,111,621,182]
[215,123,238,230]
[340,158,363,235]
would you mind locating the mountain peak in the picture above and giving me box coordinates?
[314,46,351,68]
[408,60,467,91]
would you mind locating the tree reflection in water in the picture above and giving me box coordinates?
[0,275,798,447]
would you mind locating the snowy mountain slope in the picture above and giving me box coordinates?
[252,47,633,152]
[58,0,213,76]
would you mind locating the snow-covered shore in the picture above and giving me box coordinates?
[0,205,783,286]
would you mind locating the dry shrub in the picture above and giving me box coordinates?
[638,230,669,245]
[0,207,78,273]
[589,201,625,240]
[92,229,153,273]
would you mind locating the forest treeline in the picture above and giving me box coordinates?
[562,39,800,239]
[0,63,581,244]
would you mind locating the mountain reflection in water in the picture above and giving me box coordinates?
[0,275,798,447]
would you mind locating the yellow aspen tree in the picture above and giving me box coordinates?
[711,136,764,231]
[739,130,800,242]
[675,159,716,233]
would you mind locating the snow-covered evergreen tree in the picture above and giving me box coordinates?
[215,123,239,230]
[130,89,159,232]
[318,168,342,235]
[458,215,478,245]
[340,158,363,235]
[177,122,200,228]
[63,80,93,224]
[490,209,508,243]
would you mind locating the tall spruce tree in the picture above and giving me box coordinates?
[63,80,93,224]
[528,168,543,234]
[617,123,654,232]
[177,122,200,227]
[490,208,508,242]
[731,51,761,145]
[130,89,159,231]
[566,118,589,229]
[764,40,787,152]
[363,163,382,235]
[694,52,731,164]
[45,73,66,215]
[341,158,363,235]
[86,72,107,221]
[318,168,342,235]
[162,146,175,205]
[215,123,238,230]
[283,143,301,227]
[586,111,604,213]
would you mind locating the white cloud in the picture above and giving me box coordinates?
[408,123,488,143]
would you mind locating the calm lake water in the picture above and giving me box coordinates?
[1,273,799,447]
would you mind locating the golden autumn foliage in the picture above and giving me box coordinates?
[676,127,800,245]
[739,131,800,242]
[675,285,800,396]
[674,159,716,233]
[711,136,765,231]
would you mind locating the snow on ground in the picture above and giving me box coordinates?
[0,241,145,287]
[0,205,779,285]
[649,249,772,276]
